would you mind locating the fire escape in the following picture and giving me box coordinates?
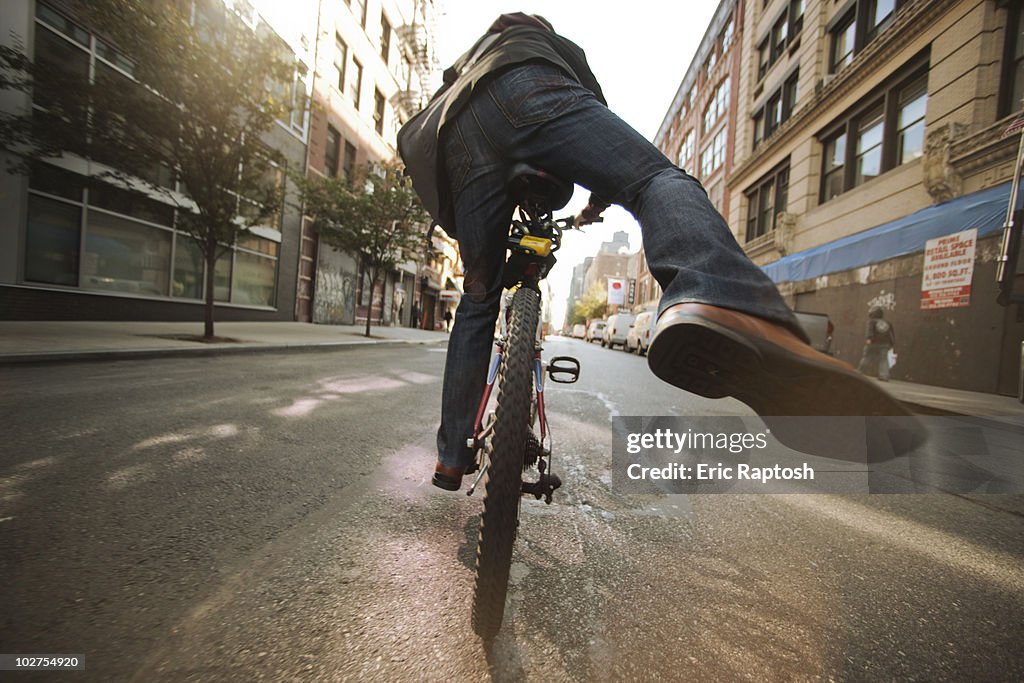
[391,0,440,122]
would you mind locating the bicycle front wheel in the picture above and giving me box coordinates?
[471,286,539,639]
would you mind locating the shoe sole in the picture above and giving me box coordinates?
[647,316,912,418]
[432,472,462,491]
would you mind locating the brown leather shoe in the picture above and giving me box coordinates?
[647,303,913,419]
[432,462,466,491]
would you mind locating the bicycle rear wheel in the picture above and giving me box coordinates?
[471,286,539,639]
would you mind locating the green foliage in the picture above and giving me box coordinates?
[295,160,430,336]
[0,0,303,336]
[573,280,609,323]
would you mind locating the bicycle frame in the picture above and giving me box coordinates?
[465,203,577,497]
[468,293,549,452]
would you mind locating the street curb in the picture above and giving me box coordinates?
[898,401,966,417]
[0,338,448,366]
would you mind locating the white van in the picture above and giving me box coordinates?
[602,312,637,349]
[626,309,656,355]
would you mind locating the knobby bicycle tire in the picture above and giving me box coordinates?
[471,286,539,639]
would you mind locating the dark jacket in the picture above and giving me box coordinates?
[866,310,895,347]
[397,14,606,237]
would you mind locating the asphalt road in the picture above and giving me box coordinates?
[2,338,1022,681]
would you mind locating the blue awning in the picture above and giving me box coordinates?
[762,182,1012,284]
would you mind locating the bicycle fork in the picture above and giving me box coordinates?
[465,343,561,503]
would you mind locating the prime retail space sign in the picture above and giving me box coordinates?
[920,227,977,309]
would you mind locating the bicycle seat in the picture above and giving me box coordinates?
[506,163,573,211]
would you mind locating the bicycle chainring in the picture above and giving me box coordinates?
[523,431,543,471]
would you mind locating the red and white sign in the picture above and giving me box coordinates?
[607,277,626,306]
[920,228,977,310]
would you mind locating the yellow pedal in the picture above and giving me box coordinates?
[519,236,552,256]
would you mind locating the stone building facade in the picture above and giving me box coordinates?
[656,0,1024,394]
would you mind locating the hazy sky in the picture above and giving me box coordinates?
[253,0,721,325]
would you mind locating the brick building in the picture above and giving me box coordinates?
[301,0,454,329]
[642,0,746,312]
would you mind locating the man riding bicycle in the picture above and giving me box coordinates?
[398,12,911,491]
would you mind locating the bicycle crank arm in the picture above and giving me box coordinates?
[521,473,561,504]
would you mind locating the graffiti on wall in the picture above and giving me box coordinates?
[867,291,896,311]
[314,249,356,325]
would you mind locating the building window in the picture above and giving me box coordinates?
[33,18,90,109]
[790,0,805,36]
[721,17,735,52]
[82,210,173,296]
[700,127,727,178]
[373,89,386,135]
[829,0,907,74]
[822,131,847,202]
[865,0,897,42]
[745,161,790,242]
[703,77,730,134]
[349,58,363,107]
[343,141,357,180]
[1001,2,1024,116]
[351,0,367,29]
[753,70,799,148]
[830,10,857,73]
[214,250,232,302]
[25,195,81,286]
[173,235,204,299]
[758,0,803,82]
[380,14,391,63]
[335,34,347,91]
[896,74,927,164]
[325,125,341,177]
[678,129,695,168]
[233,241,278,307]
[758,39,770,81]
[771,14,788,62]
[854,103,885,185]
[819,58,928,202]
[705,49,717,81]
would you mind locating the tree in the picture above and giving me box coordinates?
[573,280,609,323]
[1,0,299,338]
[296,161,429,337]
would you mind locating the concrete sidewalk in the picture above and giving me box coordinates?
[0,320,451,364]
[1,320,1021,417]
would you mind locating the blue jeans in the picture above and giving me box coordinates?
[436,64,803,469]
[858,344,891,380]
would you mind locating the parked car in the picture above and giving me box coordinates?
[602,312,637,349]
[586,320,607,343]
[572,323,587,339]
[793,311,834,354]
[625,309,656,355]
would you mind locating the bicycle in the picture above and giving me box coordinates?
[462,162,586,639]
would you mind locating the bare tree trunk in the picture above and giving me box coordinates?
[204,244,217,339]
[364,266,379,338]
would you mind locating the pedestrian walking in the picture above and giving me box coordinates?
[858,306,897,381]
